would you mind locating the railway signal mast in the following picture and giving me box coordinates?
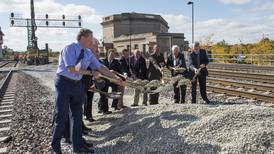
[10,0,82,65]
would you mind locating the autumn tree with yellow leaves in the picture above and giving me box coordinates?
[201,36,274,65]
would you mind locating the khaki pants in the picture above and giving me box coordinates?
[133,88,148,105]
[117,86,124,108]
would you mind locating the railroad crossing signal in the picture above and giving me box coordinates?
[9,0,82,64]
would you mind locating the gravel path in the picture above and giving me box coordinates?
[9,64,274,154]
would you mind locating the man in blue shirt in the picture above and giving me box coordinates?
[52,28,122,154]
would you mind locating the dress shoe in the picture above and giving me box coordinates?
[205,100,213,105]
[114,107,121,110]
[98,110,102,113]
[87,117,96,122]
[83,140,93,148]
[121,105,127,108]
[174,101,179,104]
[103,111,112,115]
[73,146,94,154]
[131,104,138,107]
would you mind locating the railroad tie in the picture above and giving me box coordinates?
[0,127,10,132]
[0,102,13,106]
[0,136,10,143]
[0,105,13,109]
[0,120,11,125]
[0,109,12,114]
[0,147,7,154]
[0,114,12,120]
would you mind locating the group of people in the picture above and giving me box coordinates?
[51,28,211,154]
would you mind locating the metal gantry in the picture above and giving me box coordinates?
[9,0,82,64]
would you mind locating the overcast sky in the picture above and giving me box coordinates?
[0,0,273,51]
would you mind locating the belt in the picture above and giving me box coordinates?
[57,75,81,84]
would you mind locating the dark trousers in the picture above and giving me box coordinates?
[108,83,118,108]
[173,81,186,103]
[51,76,85,152]
[62,116,87,141]
[98,86,109,112]
[191,75,209,103]
[149,87,159,105]
[84,91,94,119]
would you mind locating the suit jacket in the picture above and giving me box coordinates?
[130,56,147,80]
[102,58,122,87]
[166,53,187,77]
[103,58,122,74]
[82,67,93,92]
[119,56,131,77]
[147,53,165,81]
[188,49,209,77]
[93,59,107,90]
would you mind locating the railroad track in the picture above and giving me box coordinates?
[206,77,274,103]
[0,62,10,68]
[208,63,274,72]
[0,62,18,154]
[208,69,274,84]
[207,77,274,92]
[207,85,274,103]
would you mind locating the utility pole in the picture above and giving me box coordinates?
[10,0,82,65]
[187,1,194,44]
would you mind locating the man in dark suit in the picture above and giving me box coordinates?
[118,49,131,109]
[130,49,148,106]
[83,37,99,122]
[189,42,211,104]
[103,49,122,110]
[147,44,165,105]
[120,49,132,77]
[167,45,187,104]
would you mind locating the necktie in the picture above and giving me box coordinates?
[75,49,85,71]
[76,49,85,65]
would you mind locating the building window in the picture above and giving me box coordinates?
[142,44,146,53]
[134,44,138,49]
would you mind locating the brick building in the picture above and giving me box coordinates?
[101,13,189,55]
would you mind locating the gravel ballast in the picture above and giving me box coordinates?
[8,64,274,154]
[8,72,55,153]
